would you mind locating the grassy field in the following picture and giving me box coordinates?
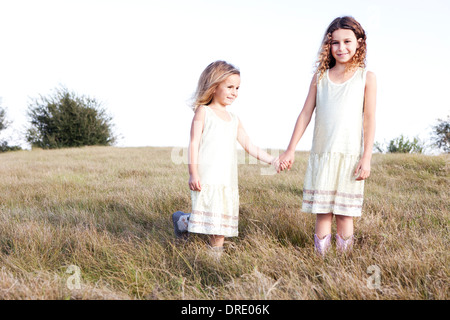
[0,146,448,300]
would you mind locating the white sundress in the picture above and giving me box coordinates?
[302,68,367,217]
[187,105,240,237]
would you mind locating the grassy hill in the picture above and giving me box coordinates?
[0,146,448,299]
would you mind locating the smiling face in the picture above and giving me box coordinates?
[211,74,240,107]
[330,28,360,66]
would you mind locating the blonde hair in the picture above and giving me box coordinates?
[315,16,367,80]
[191,61,240,112]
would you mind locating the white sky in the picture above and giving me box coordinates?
[0,0,449,152]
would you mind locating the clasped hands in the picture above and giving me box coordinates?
[272,150,295,174]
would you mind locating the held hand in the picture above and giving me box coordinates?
[189,174,202,191]
[354,157,371,181]
[278,160,290,173]
[272,157,288,173]
[278,150,295,172]
[272,157,281,173]
[272,156,289,173]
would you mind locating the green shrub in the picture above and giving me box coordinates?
[387,135,424,153]
[26,86,116,149]
[375,135,424,154]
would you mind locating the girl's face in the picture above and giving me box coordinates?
[212,74,240,107]
[330,28,360,65]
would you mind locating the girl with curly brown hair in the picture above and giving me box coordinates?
[278,16,377,256]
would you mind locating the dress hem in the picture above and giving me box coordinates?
[187,230,238,238]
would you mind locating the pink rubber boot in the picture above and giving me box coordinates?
[336,234,354,253]
[314,234,332,256]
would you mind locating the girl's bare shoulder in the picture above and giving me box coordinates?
[193,105,207,117]
[366,71,376,81]
[190,106,207,128]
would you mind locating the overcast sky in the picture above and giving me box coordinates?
[0,0,449,152]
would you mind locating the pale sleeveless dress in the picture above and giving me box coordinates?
[188,105,240,237]
[302,68,367,217]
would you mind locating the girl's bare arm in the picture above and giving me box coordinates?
[278,74,318,171]
[237,119,275,165]
[188,107,205,190]
[355,71,376,180]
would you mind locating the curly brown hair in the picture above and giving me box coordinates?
[315,16,367,80]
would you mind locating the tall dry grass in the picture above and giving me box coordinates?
[0,146,448,299]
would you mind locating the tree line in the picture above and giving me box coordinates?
[0,86,449,153]
[374,116,449,154]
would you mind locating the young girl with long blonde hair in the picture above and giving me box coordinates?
[279,16,377,255]
[173,61,279,256]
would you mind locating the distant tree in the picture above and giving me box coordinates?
[26,86,116,149]
[387,135,424,154]
[375,135,424,154]
[0,103,22,153]
[0,106,7,132]
[431,116,450,153]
